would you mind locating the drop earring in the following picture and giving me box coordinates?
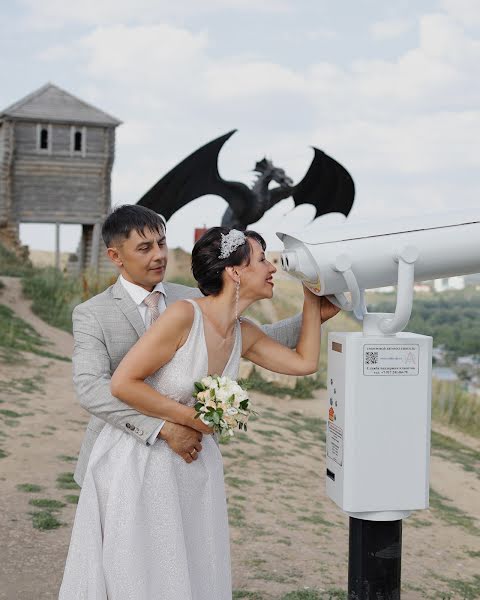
[235,280,240,321]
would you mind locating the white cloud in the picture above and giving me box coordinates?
[116,120,156,147]
[28,7,480,252]
[308,13,480,116]
[440,0,480,27]
[204,61,306,99]
[81,24,208,82]
[370,19,412,40]
[313,111,480,173]
[20,0,291,29]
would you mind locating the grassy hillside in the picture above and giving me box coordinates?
[368,288,480,358]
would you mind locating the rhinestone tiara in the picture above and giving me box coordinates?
[218,229,247,259]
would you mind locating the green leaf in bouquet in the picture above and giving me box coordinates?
[194,402,204,411]
[194,382,206,392]
[239,400,249,410]
[213,412,220,425]
[210,388,216,399]
[217,407,224,416]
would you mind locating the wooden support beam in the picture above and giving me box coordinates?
[55,222,60,270]
[90,222,101,271]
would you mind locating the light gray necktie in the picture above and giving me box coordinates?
[144,291,162,327]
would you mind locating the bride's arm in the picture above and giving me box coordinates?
[241,288,339,375]
[111,301,211,433]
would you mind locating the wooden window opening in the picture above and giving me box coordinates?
[74,130,82,152]
[37,123,52,153]
[71,126,87,157]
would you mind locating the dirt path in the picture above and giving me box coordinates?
[0,278,479,600]
[0,276,72,358]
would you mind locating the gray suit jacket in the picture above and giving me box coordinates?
[73,277,301,486]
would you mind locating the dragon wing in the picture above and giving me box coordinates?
[137,130,251,221]
[270,148,355,219]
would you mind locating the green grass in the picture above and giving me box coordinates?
[225,476,255,489]
[30,510,62,530]
[240,368,325,400]
[0,448,9,459]
[28,498,66,510]
[0,408,22,418]
[0,243,32,276]
[21,267,80,332]
[228,505,246,527]
[408,517,433,528]
[232,592,264,600]
[21,267,115,333]
[298,513,333,527]
[64,494,79,504]
[429,488,480,535]
[0,304,69,362]
[281,591,346,600]
[440,574,480,600]
[431,380,480,438]
[431,430,480,479]
[17,483,43,493]
[285,412,326,442]
[57,454,77,463]
[56,472,79,490]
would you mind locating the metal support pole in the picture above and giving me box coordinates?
[348,518,402,600]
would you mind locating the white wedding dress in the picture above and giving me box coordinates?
[60,300,241,600]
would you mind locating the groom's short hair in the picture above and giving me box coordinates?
[102,205,166,247]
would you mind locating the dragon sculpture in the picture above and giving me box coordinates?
[137,130,355,229]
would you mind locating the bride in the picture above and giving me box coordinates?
[59,227,339,599]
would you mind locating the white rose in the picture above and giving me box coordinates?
[224,415,237,428]
[196,390,208,402]
[226,407,238,416]
[201,376,214,388]
[215,388,230,403]
[231,382,242,394]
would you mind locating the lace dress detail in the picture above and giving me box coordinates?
[60,300,241,600]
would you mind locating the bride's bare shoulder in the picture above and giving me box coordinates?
[162,299,195,325]
[148,300,196,348]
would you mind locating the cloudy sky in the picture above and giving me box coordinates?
[1,0,479,253]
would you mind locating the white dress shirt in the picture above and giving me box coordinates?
[120,275,167,445]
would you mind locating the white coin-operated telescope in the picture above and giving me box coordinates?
[277,210,480,599]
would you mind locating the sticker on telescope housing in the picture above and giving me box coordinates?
[326,421,343,466]
[363,344,419,376]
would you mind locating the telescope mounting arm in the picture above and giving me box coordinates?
[331,246,419,335]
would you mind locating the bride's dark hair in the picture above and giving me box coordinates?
[192,227,266,296]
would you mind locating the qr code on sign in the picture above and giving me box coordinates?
[365,351,378,365]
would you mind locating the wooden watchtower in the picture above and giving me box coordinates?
[0,83,121,270]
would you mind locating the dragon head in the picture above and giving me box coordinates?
[254,157,294,187]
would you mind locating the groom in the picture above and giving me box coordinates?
[73,205,304,486]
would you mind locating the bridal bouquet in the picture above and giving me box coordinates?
[193,375,252,438]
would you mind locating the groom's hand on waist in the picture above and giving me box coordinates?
[158,422,203,464]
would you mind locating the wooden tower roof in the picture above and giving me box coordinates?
[0,82,122,127]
